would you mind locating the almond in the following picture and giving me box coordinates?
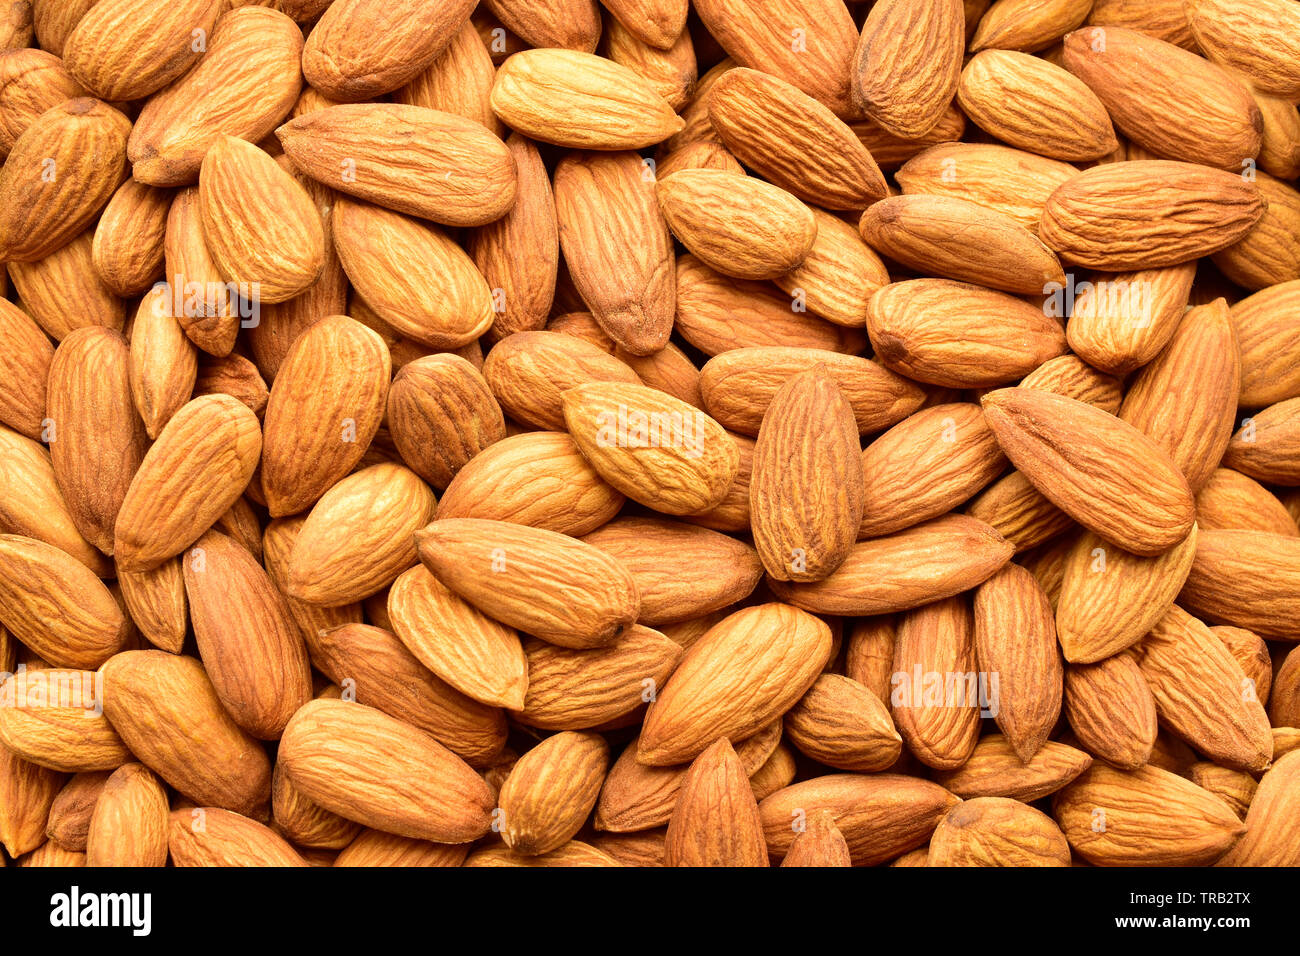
[1063,263,1195,376]
[481,0,602,53]
[394,19,505,136]
[1230,279,1300,407]
[780,809,851,868]
[971,0,1093,51]
[499,732,608,855]
[1063,653,1158,770]
[966,471,1073,553]
[91,179,171,297]
[333,829,468,867]
[928,797,1071,867]
[0,668,129,771]
[664,737,768,867]
[0,49,85,159]
[0,299,52,440]
[163,187,239,356]
[1216,750,1300,866]
[1180,528,1300,640]
[783,674,902,773]
[0,746,64,857]
[84,763,168,867]
[168,807,308,866]
[935,735,1093,802]
[1186,0,1300,101]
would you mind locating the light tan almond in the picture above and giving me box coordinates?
[1180,528,1300,641]
[928,797,1071,867]
[85,763,168,867]
[784,674,901,773]
[1063,652,1158,770]
[935,735,1093,802]
[168,807,308,866]
[499,731,608,856]
[0,668,129,772]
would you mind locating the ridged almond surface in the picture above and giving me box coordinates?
[867,280,1067,388]
[0,534,127,668]
[1195,469,1299,537]
[758,774,959,865]
[1216,750,1300,866]
[114,394,262,571]
[1223,397,1300,487]
[46,772,110,853]
[490,49,683,149]
[271,762,361,850]
[553,151,675,355]
[707,68,887,210]
[1063,26,1261,170]
[1230,280,1300,407]
[935,735,1092,802]
[333,829,469,868]
[981,388,1195,556]
[387,564,527,710]
[416,517,639,649]
[1053,763,1244,866]
[0,668,130,772]
[1212,172,1300,292]
[499,732,608,855]
[63,0,225,101]
[851,0,964,138]
[127,284,196,441]
[260,314,390,516]
[332,198,494,350]
[128,8,303,187]
[85,763,168,867]
[781,809,852,868]
[664,738,768,867]
[928,797,1071,867]
[562,381,738,516]
[277,103,516,226]
[770,205,890,327]
[0,97,129,262]
[1188,0,1300,100]
[1064,263,1195,376]
[972,0,1093,51]
[637,603,832,766]
[601,0,687,49]
[278,699,494,843]
[0,747,64,857]
[100,651,272,817]
[1039,160,1265,269]
[0,49,86,159]
[168,807,308,867]
[768,514,1013,616]
[966,471,1073,553]
[46,326,146,555]
[1179,529,1300,641]
[1019,354,1123,413]
[464,841,622,867]
[0,299,52,440]
[482,0,601,52]
[750,366,862,581]
[91,179,170,297]
[1063,653,1158,770]
[163,187,238,356]
[784,674,901,773]
[394,18,504,135]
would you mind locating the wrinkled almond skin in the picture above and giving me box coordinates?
[91,179,171,297]
[0,97,129,262]
[163,187,239,357]
[114,394,262,571]
[500,732,608,856]
[638,603,832,767]
[0,299,53,440]
[664,738,768,867]
[0,49,86,160]
[85,763,169,867]
[784,674,902,773]
[1179,529,1300,641]
[1231,280,1300,407]
[750,367,862,582]
[1064,263,1195,376]
[0,668,130,772]
[101,651,272,818]
[169,807,308,866]
[1063,653,1158,771]
[128,8,303,187]
[1224,397,1300,487]
[928,797,1071,867]
[416,517,639,650]
[394,18,504,135]
[278,699,494,843]
[0,746,64,857]
[935,735,1093,802]
[781,809,852,868]
[118,557,188,654]
[1216,750,1300,867]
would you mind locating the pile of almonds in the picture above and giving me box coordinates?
[0,0,1298,869]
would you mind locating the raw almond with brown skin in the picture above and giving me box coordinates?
[971,0,1093,51]
[0,747,64,857]
[46,772,111,852]
[859,404,1007,537]
[860,195,1065,295]
[655,170,815,281]
[0,49,86,159]
[1064,264,1195,376]
[965,471,1073,553]
[100,651,272,817]
[758,774,959,865]
[973,563,1062,762]
[276,104,516,227]
[168,807,308,866]
[781,809,851,868]
[195,353,269,419]
[483,0,601,52]
[867,280,1068,388]
[416,518,639,649]
[1019,354,1122,413]
[0,299,52,440]
[278,699,494,843]
[1063,26,1261,170]
[272,761,361,850]
[301,0,473,101]
[1231,280,1300,407]
[706,68,888,210]
[128,8,303,187]
[1140,604,1273,773]
[118,558,187,654]
[46,326,146,555]
[896,143,1076,233]
[638,604,831,766]
[851,0,964,138]
[286,463,435,607]
[436,432,624,536]
[1040,161,1265,269]
[1056,526,1198,663]
[332,198,493,349]
[394,19,504,135]
[198,136,324,304]
[771,206,890,327]
[0,668,130,772]
[751,367,861,582]
[307,622,507,767]
[163,188,239,357]
[1212,172,1300,291]
[1224,397,1300,486]
[693,0,857,116]
[770,514,1013,616]
[935,735,1093,801]
[62,0,224,101]
[1180,529,1300,640]
[665,738,768,867]
[84,763,168,867]
[844,617,896,704]
[1063,653,1158,770]
[114,394,262,571]
[127,285,197,440]
[1187,0,1300,100]
[582,518,763,626]
[981,388,1195,556]
[515,626,683,731]
[183,530,312,740]
[1118,299,1239,492]
[615,341,702,408]
[784,674,902,772]
[490,49,683,149]
[553,151,675,355]
[463,841,622,867]
[1216,750,1300,866]
[699,347,924,437]
[958,50,1117,161]
[604,15,696,109]
[91,179,170,297]
[0,97,129,262]
[849,103,968,169]
[0,535,127,669]
[499,732,608,855]
[1053,763,1244,866]
[1212,625,1275,707]
[333,829,468,868]
[260,314,390,517]
[9,230,126,343]
[562,381,739,516]
[387,564,526,710]
[483,330,640,431]
[928,797,1071,867]
[602,0,686,49]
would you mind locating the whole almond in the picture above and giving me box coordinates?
[784,674,902,773]
[91,179,171,297]
[0,299,52,440]
[84,763,168,867]
[168,807,308,866]
[928,797,1071,867]
[0,668,129,772]
[0,49,85,159]
[1179,528,1300,640]
[118,558,188,654]
[1216,750,1300,866]
[1231,279,1300,407]
[499,732,608,855]
[1224,397,1300,486]
[664,738,768,867]
[972,0,1093,51]
[1063,653,1158,770]
[163,187,239,356]
[780,809,851,868]
[935,735,1093,802]
[482,0,601,52]
[394,19,504,135]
